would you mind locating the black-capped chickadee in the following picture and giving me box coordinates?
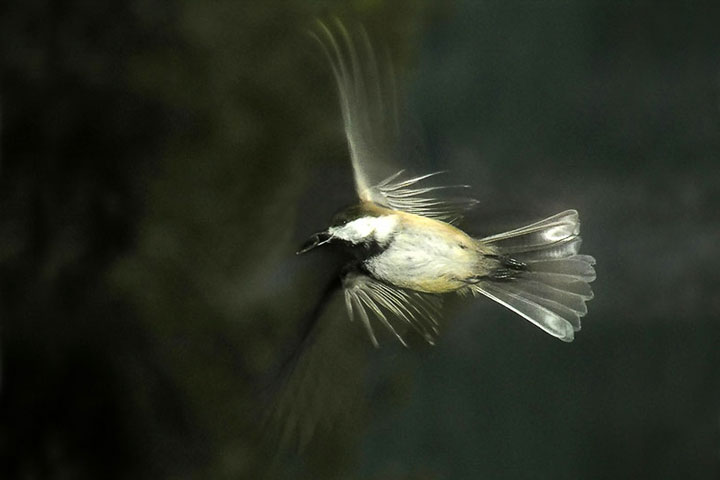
[299,20,595,346]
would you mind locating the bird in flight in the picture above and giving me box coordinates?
[299,19,596,347]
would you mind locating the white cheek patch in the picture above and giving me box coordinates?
[345,217,376,239]
[330,215,398,244]
[372,216,398,243]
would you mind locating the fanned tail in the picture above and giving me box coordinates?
[471,210,596,342]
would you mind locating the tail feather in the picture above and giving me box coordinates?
[505,279,588,315]
[521,271,594,299]
[511,237,582,262]
[473,210,596,342]
[481,210,580,254]
[526,255,596,281]
[473,282,579,339]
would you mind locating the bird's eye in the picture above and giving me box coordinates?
[331,213,349,226]
[331,205,360,226]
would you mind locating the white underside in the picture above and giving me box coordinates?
[365,226,478,291]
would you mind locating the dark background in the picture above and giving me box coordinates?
[1,1,719,479]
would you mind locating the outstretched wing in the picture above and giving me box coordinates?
[343,272,442,347]
[371,170,479,224]
[311,20,478,224]
[311,19,400,202]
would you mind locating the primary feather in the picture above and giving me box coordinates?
[343,272,442,347]
[312,20,478,223]
[311,19,400,202]
[372,170,479,224]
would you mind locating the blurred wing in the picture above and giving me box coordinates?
[311,19,400,203]
[343,272,442,347]
[261,275,373,455]
[261,271,442,454]
[311,20,478,224]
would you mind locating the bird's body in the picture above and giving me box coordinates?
[366,212,484,293]
[269,18,597,452]
[332,203,495,293]
[297,19,596,345]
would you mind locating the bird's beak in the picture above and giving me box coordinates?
[296,231,332,255]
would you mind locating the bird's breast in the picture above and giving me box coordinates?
[364,216,485,293]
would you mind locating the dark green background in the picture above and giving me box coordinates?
[1,1,719,479]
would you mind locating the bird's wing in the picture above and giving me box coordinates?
[260,273,373,455]
[370,170,479,224]
[261,269,442,453]
[312,20,478,224]
[343,271,442,347]
[311,19,400,203]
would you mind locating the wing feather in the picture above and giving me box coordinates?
[370,170,479,224]
[343,272,442,346]
[311,19,398,201]
[312,20,477,224]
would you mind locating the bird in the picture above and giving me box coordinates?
[298,19,596,348]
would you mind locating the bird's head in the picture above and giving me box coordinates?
[296,203,399,255]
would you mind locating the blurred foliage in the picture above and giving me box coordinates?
[1,0,719,479]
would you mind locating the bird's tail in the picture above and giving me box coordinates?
[470,210,596,342]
